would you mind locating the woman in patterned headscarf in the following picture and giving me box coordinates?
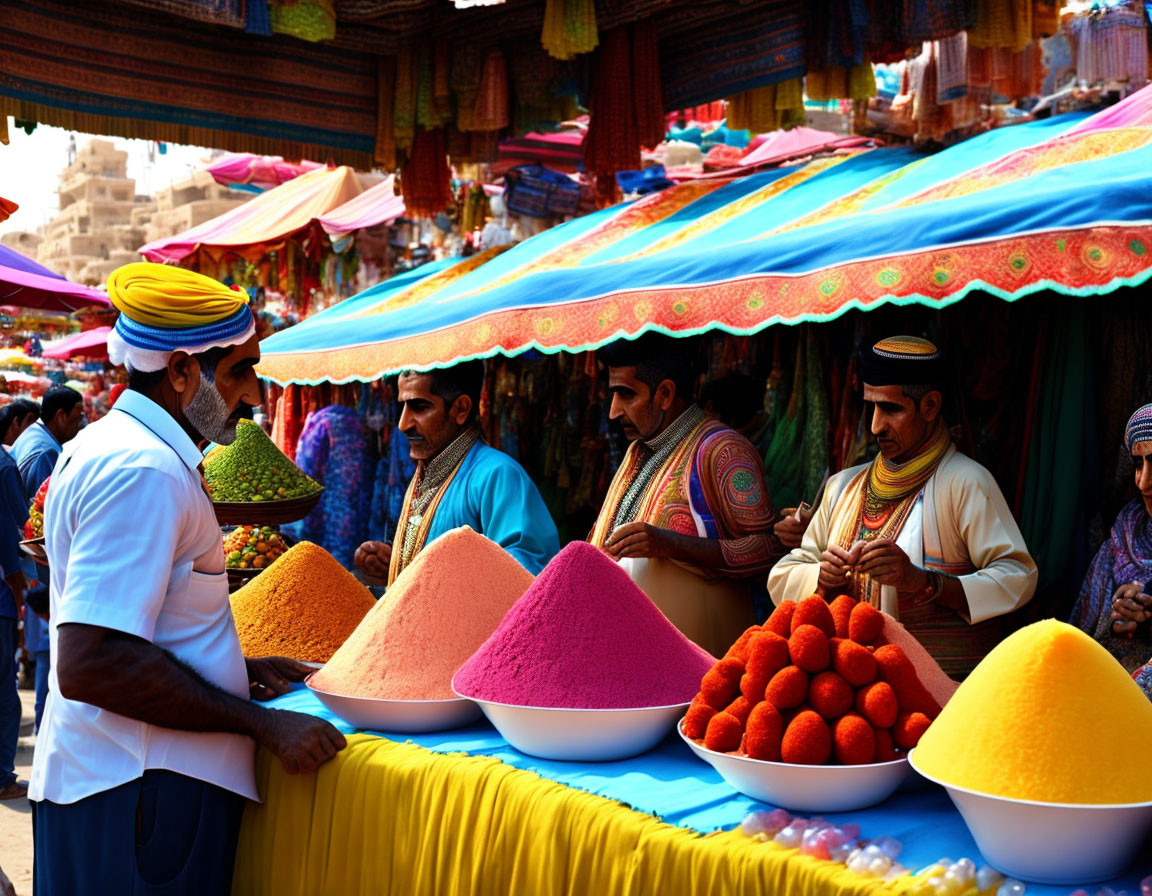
[1071,403,1152,698]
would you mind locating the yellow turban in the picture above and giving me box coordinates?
[106,262,256,372]
[107,262,249,328]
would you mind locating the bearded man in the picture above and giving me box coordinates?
[353,362,559,585]
[768,336,1037,678]
[29,263,345,895]
[589,334,784,656]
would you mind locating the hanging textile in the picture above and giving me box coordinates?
[452,42,485,131]
[1018,302,1096,593]
[394,47,417,151]
[632,20,665,149]
[401,127,453,218]
[473,50,510,132]
[542,0,599,61]
[903,0,976,42]
[268,0,335,42]
[1067,4,1149,90]
[583,26,641,184]
[968,0,1032,51]
[375,55,397,169]
[726,79,806,132]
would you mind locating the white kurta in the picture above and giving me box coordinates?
[767,445,1038,624]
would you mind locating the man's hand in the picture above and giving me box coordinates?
[5,571,25,614]
[253,708,346,775]
[1110,582,1152,634]
[604,522,676,560]
[818,544,855,593]
[246,655,313,702]
[854,539,927,594]
[353,541,392,585]
[774,507,811,551]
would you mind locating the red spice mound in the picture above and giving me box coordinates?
[764,600,796,638]
[833,713,877,765]
[808,670,854,720]
[454,541,715,708]
[744,701,783,761]
[874,727,898,762]
[724,695,755,725]
[724,625,762,663]
[705,711,743,752]
[781,710,832,764]
[848,602,885,644]
[701,657,746,709]
[791,595,836,638]
[765,665,809,709]
[893,711,932,750]
[682,699,716,739]
[832,638,878,687]
[788,624,830,673]
[874,644,942,718]
[829,594,858,639]
[740,632,790,701]
[854,680,899,729]
[231,541,377,664]
[312,528,529,699]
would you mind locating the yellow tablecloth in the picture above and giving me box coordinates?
[233,734,910,896]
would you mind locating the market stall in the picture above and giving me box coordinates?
[41,326,110,361]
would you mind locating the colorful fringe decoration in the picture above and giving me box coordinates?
[542,0,598,61]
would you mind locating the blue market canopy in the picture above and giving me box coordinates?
[258,87,1152,385]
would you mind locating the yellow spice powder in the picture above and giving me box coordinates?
[914,619,1152,804]
[229,541,376,663]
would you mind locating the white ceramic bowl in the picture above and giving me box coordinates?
[306,676,481,733]
[680,722,910,812]
[455,690,689,761]
[909,750,1152,885]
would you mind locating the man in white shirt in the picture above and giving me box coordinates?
[30,263,345,895]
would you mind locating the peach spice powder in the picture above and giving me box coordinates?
[230,541,376,663]
[454,541,717,709]
[311,527,533,700]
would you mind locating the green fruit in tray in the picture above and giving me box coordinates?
[204,420,321,503]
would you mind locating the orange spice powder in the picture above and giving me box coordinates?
[229,541,376,663]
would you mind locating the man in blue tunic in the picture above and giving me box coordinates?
[354,361,559,584]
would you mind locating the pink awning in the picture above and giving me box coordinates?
[43,326,112,360]
[139,166,365,263]
[207,153,324,191]
[318,176,405,241]
[0,264,109,313]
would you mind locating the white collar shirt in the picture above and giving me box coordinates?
[29,390,257,804]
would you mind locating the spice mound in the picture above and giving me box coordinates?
[205,419,320,502]
[914,619,1152,804]
[230,541,375,662]
[454,541,716,709]
[311,527,532,701]
[685,594,949,765]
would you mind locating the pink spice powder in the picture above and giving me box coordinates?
[453,541,716,708]
[878,612,960,708]
[311,527,534,700]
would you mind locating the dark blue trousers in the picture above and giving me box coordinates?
[33,769,246,896]
[0,617,18,788]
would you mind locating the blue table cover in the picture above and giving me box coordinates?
[269,687,1148,894]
